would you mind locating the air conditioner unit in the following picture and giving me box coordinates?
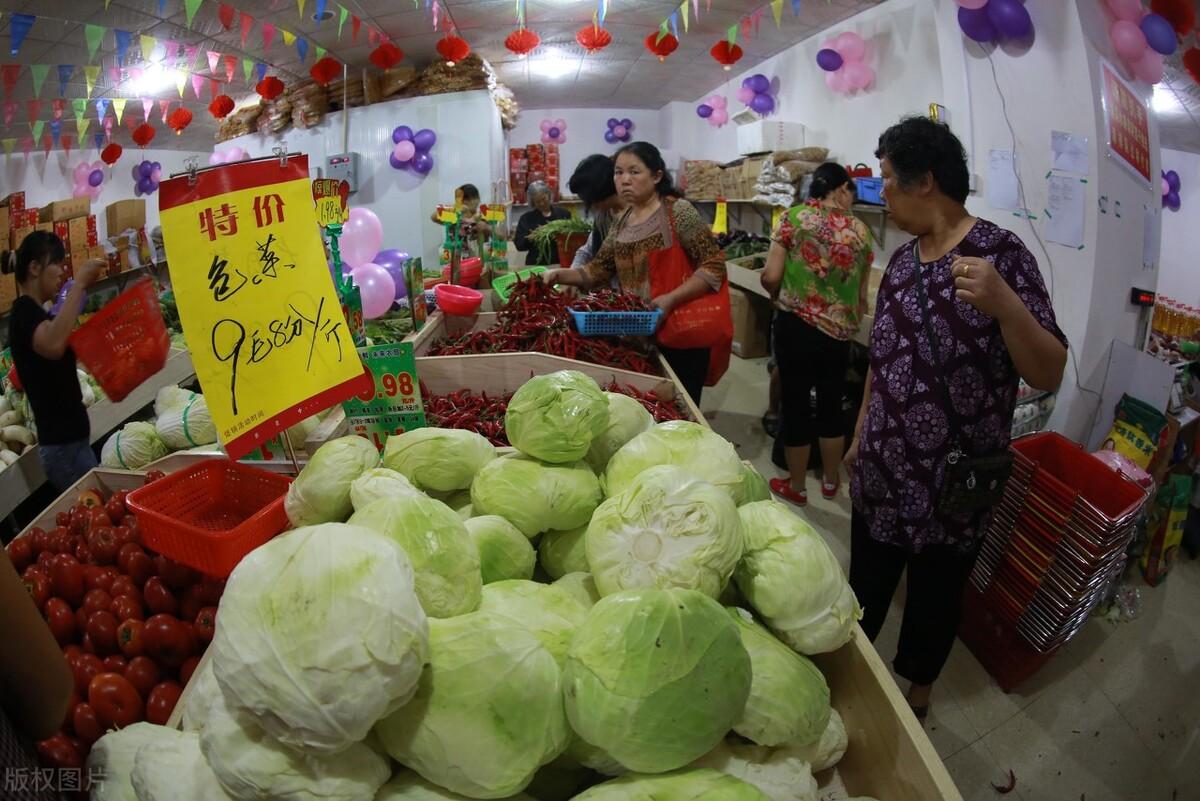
[736,119,807,156]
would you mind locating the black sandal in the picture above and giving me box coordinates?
[761,412,780,438]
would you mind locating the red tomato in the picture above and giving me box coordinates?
[104,497,127,524]
[81,632,95,654]
[110,575,137,599]
[72,702,104,745]
[102,655,127,674]
[112,525,135,548]
[196,578,225,607]
[87,508,113,535]
[86,611,119,656]
[88,673,143,729]
[84,565,116,593]
[113,490,131,510]
[23,571,51,610]
[44,598,77,645]
[73,654,103,695]
[69,506,88,536]
[47,528,72,555]
[124,656,161,698]
[143,577,178,616]
[63,645,84,666]
[179,585,205,625]
[31,526,51,555]
[117,619,145,658]
[50,555,86,607]
[55,512,72,529]
[83,589,113,617]
[193,607,217,645]
[36,550,56,568]
[36,733,84,770]
[111,593,144,622]
[155,556,198,594]
[23,563,48,580]
[145,681,183,726]
[7,537,33,572]
[126,552,155,588]
[142,614,195,668]
[74,541,92,564]
[144,469,166,485]
[124,514,142,545]
[87,527,121,566]
[178,656,200,686]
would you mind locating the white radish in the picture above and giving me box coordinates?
[2,425,35,447]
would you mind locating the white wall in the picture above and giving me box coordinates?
[1152,148,1200,303]
[0,147,207,241]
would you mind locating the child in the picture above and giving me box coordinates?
[431,184,491,258]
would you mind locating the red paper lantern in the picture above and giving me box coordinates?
[710,41,744,71]
[100,143,122,165]
[208,94,235,120]
[369,43,403,71]
[576,25,612,54]
[310,56,341,86]
[167,107,193,136]
[1150,0,1196,36]
[505,28,541,57]
[1184,47,1200,87]
[645,32,679,63]
[131,124,155,148]
[256,76,285,102]
[436,35,471,66]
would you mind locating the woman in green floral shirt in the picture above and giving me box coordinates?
[761,163,873,506]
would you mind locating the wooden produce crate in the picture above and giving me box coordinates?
[16,468,147,538]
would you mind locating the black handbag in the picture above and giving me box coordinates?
[912,245,1013,516]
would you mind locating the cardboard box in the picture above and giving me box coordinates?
[105,199,146,235]
[69,215,98,248]
[21,210,38,228]
[35,222,53,235]
[10,225,33,250]
[736,120,807,156]
[39,197,91,222]
[0,271,17,313]
[0,206,9,236]
[729,287,771,359]
[2,191,26,215]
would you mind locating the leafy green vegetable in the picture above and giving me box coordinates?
[736,463,771,505]
[505,370,609,464]
[538,525,589,579]
[466,516,537,584]
[605,421,747,504]
[691,740,818,801]
[479,579,589,665]
[382,427,496,493]
[284,436,380,527]
[375,774,537,801]
[471,454,602,537]
[552,572,601,609]
[100,421,169,470]
[350,467,426,512]
[585,392,654,473]
[569,768,772,800]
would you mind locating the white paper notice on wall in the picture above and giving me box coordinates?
[1051,130,1090,175]
[1142,202,1159,270]
[986,150,1020,211]
[1045,174,1086,249]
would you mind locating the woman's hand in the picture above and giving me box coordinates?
[651,293,677,316]
[843,436,860,473]
[542,268,566,287]
[951,257,1020,322]
[75,259,105,288]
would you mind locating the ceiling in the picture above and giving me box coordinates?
[1156,57,1200,154]
[0,0,882,152]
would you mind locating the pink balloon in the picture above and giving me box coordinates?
[1132,49,1164,84]
[709,95,726,109]
[613,125,627,138]
[710,109,729,126]
[1106,0,1142,22]
[1162,177,1171,196]
[736,85,755,104]
[351,263,396,319]
[834,32,866,63]
[393,140,416,162]
[956,0,988,8]
[826,70,852,94]
[1110,20,1148,63]
[340,207,384,269]
[74,162,91,182]
[845,62,874,91]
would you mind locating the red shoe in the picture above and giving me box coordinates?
[770,477,807,506]
[821,479,840,500]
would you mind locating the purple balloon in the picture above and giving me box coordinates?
[547,126,561,139]
[131,164,141,181]
[137,176,154,194]
[412,151,434,175]
[140,161,154,179]
[389,152,409,170]
[152,161,161,171]
[604,129,619,144]
[88,169,104,187]
[375,248,409,298]
[816,48,844,72]
[1166,191,1181,211]
[412,129,437,151]
[747,74,770,94]
[750,93,775,114]
[619,118,632,129]
[958,7,998,43]
[1166,170,1181,193]
[1141,13,1177,56]
[986,0,1032,39]
[606,117,619,128]
[49,279,86,316]
[392,125,414,143]
[696,104,713,119]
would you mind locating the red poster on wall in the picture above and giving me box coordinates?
[1101,61,1151,185]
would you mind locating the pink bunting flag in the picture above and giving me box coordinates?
[2,100,15,126]
[21,136,32,157]
[104,117,113,137]
[159,99,171,123]
[240,13,254,48]
[224,54,237,84]
[52,99,64,120]
[368,27,378,45]
[125,114,138,132]
[192,73,205,99]
[108,67,122,86]
[183,44,200,70]
[161,39,177,61]
[207,51,221,74]
[142,97,153,121]
[432,0,440,30]
[262,22,276,51]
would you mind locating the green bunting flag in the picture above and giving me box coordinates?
[338,5,349,38]
[30,119,44,141]
[185,0,203,28]
[85,25,105,62]
[29,64,48,97]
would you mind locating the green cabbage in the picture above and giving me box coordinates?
[604,421,747,503]
[211,523,429,754]
[524,758,595,801]
[728,608,830,747]
[736,463,771,504]
[504,370,609,464]
[553,572,601,608]
[284,435,380,526]
[87,723,170,801]
[735,501,861,655]
[691,740,818,801]
[129,727,235,801]
[375,611,569,798]
[570,768,772,800]
[466,516,536,584]
[382,427,496,492]
[350,467,425,512]
[585,392,654,472]
[471,454,602,537]
[155,392,217,449]
[154,385,193,416]
[179,657,219,733]
[538,525,589,579]
[586,465,742,600]
[777,709,848,772]
[375,774,537,801]
[564,588,752,773]
[101,421,169,469]
[478,579,588,665]
[348,495,482,618]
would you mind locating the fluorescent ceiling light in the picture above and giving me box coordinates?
[1152,83,1183,114]
[527,46,578,80]
[126,62,181,96]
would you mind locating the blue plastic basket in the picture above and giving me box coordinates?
[569,308,662,337]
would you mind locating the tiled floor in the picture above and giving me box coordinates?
[704,355,1200,801]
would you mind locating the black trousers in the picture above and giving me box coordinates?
[849,510,979,686]
[773,312,849,448]
[660,346,709,406]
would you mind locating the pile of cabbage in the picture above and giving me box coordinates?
[92,370,872,801]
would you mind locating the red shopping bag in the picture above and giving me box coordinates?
[649,202,734,386]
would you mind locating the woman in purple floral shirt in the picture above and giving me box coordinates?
[846,118,1067,718]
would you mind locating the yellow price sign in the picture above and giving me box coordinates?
[311,178,349,226]
[159,156,368,459]
[481,204,506,223]
[712,200,728,235]
[436,207,460,224]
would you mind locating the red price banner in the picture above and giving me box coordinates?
[1102,62,1151,185]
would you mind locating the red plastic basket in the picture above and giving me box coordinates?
[126,459,292,578]
[69,278,170,402]
[1010,432,1145,522]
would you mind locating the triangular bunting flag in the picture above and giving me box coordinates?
[315,45,326,61]
[77,117,90,140]
[338,5,349,38]
[56,65,74,96]
[262,23,277,50]
[112,98,126,124]
[116,30,134,64]
[26,100,40,122]
[669,10,679,39]
[2,101,15,126]
[192,73,205,99]
[175,70,187,97]
[224,54,237,83]
[240,13,254,48]
[125,113,137,132]
[84,66,100,97]
[368,27,377,46]
[141,35,156,62]
[727,23,737,45]
[656,20,669,44]
[161,39,177,61]
[158,0,166,15]
[103,116,113,137]
[351,15,361,42]
[184,44,200,70]
[791,0,801,15]
[751,7,764,35]
[41,133,51,159]
[254,62,267,84]
[30,119,44,141]
[207,51,221,74]
[185,0,203,28]
[296,37,308,63]
[52,99,65,120]
[94,98,109,120]
[1,65,20,98]
[219,3,236,30]
[61,134,71,156]
[84,25,106,62]
[282,30,296,47]
[10,13,35,56]
[72,98,87,126]
[693,0,699,20]
[93,133,104,151]
[108,67,121,86]
[297,0,307,21]
[29,64,48,97]
[142,97,153,120]
[315,0,328,24]
[243,59,254,84]
[680,1,689,33]
[21,136,31,157]
[771,0,783,26]
[599,0,609,25]
[2,139,14,160]
[159,99,171,123]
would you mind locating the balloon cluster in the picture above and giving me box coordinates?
[1162,169,1182,212]
[337,207,409,319]
[1105,0,1175,85]
[50,279,86,317]
[390,126,436,175]
[605,118,633,144]
[540,119,567,145]
[71,160,106,201]
[695,96,729,127]
[817,32,874,95]
[131,160,161,197]
[736,74,775,115]
[956,0,1034,44]
[209,146,249,165]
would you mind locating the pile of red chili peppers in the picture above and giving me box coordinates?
[421,381,686,447]
[428,279,660,375]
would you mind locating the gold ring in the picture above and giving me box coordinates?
[961,263,970,278]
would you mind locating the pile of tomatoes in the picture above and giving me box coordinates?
[6,471,224,772]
